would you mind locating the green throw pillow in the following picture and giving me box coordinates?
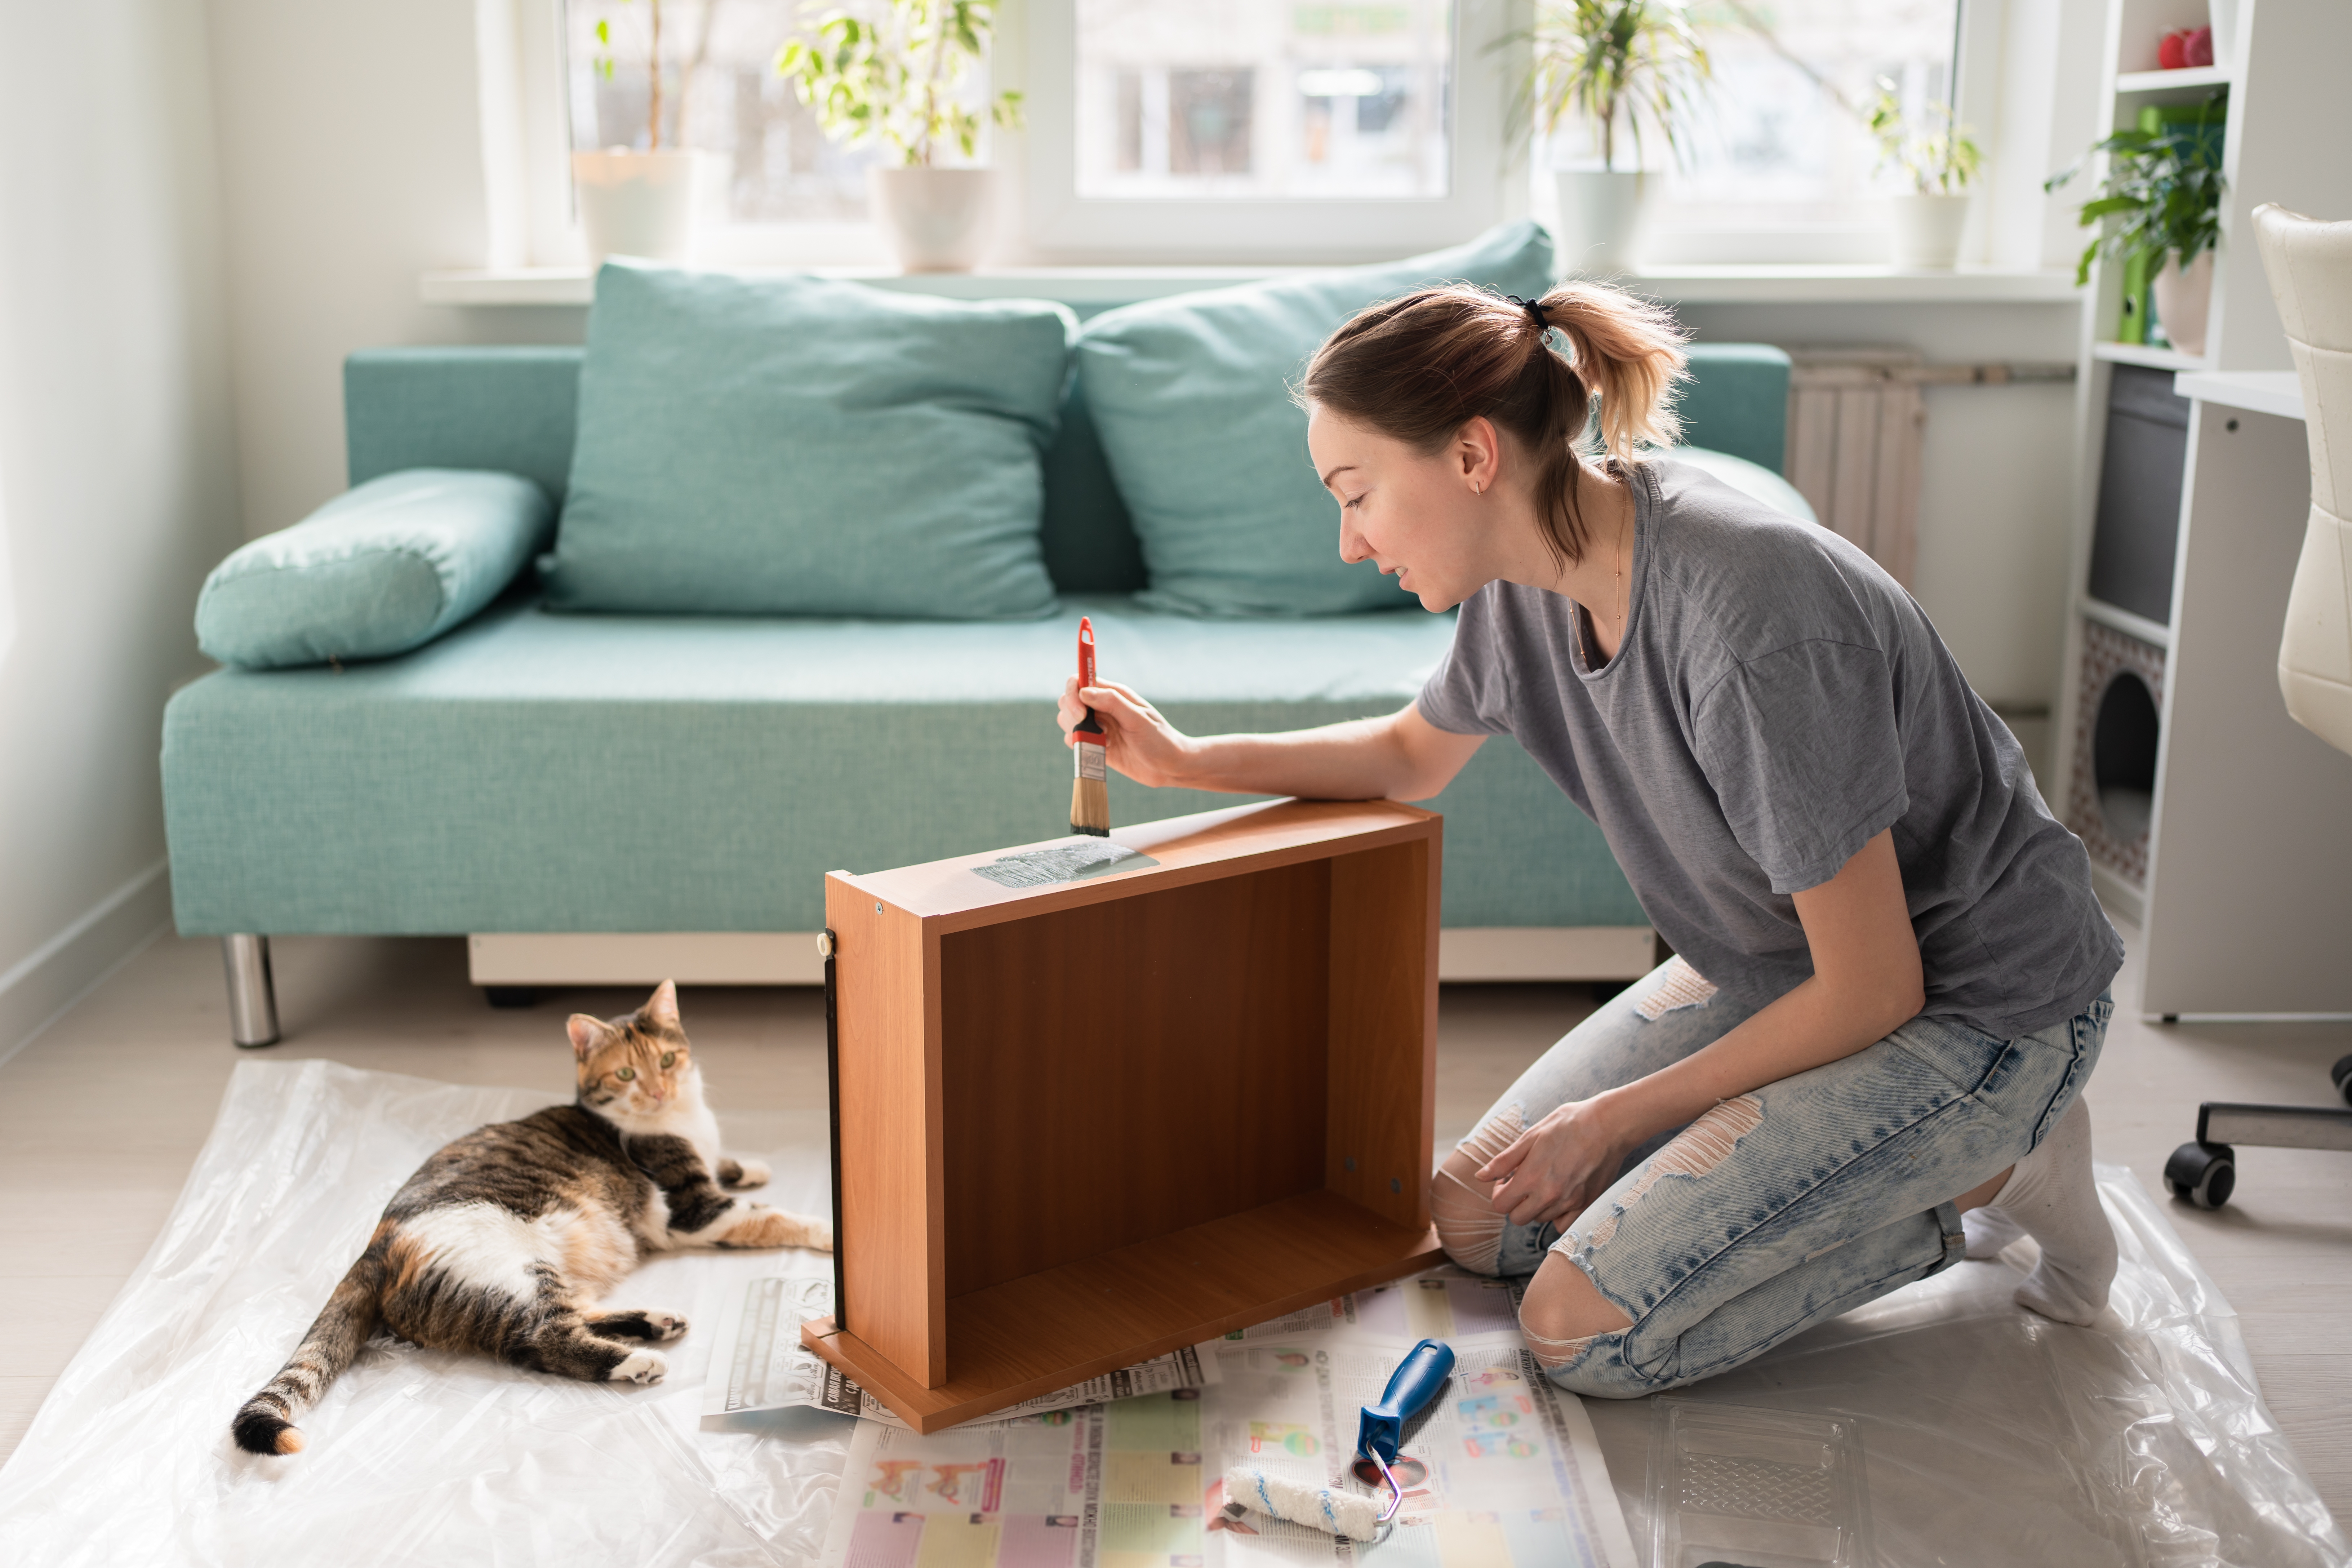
[195,469,551,669]
[547,262,1073,618]
[1077,220,1556,617]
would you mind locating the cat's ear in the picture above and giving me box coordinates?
[567,1014,606,1062]
[645,979,680,1031]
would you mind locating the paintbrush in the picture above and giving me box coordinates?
[1070,616,1109,837]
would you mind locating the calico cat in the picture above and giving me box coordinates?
[231,980,830,1456]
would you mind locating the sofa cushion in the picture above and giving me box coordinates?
[1076,221,1555,618]
[547,262,1073,619]
[1664,447,1817,523]
[160,595,1646,936]
[194,470,552,670]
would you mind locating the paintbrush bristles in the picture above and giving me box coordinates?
[1071,731,1109,836]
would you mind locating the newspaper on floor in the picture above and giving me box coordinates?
[814,1268,1639,1567]
[703,1272,1221,1431]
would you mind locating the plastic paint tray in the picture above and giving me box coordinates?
[1646,1402,1873,1568]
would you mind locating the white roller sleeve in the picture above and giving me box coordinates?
[1222,1465,1383,1542]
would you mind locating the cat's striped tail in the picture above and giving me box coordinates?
[231,1231,389,1455]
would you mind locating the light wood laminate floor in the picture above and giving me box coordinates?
[2,922,2345,1531]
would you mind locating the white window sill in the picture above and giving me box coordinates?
[420,264,2085,310]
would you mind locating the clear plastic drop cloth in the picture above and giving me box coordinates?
[0,1060,852,1567]
[3,1062,2343,1568]
[1584,1165,2348,1568]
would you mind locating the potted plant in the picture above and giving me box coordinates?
[2047,92,2227,356]
[778,1,1024,272]
[1520,0,1710,276]
[1869,86,1981,268]
[575,0,700,267]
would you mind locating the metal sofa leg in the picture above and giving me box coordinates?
[223,935,281,1048]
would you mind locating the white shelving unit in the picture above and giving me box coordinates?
[2052,0,2352,1016]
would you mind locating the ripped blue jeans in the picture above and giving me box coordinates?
[1433,957,2111,1398]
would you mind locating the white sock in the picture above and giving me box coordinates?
[1960,1202,2025,1260]
[1972,1095,2117,1325]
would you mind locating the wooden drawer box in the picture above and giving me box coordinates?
[800,798,1445,1432]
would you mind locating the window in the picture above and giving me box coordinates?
[508,0,1996,270]
[1029,0,1512,262]
[564,0,881,227]
[1072,1,1452,200]
[1571,0,1967,265]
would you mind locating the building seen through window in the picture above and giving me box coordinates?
[1076,0,1453,199]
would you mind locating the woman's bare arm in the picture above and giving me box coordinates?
[1056,678,1485,803]
[1477,829,1925,1227]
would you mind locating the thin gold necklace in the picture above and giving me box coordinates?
[1613,494,1629,627]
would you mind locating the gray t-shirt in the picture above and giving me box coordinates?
[1418,459,2121,1039]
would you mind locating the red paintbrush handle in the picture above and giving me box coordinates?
[1077,616,1097,690]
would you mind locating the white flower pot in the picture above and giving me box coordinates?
[573,149,699,268]
[869,167,996,274]
[2151,247,2215,358]
[1553,170,1653,277]
[1891,193,1971,269]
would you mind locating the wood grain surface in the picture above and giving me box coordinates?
[1324,840,1440,1231]
[825,876,946,1386]
[801,1191,1446,1432]
[939,859,1333,1297]
[828,799,1446,1420]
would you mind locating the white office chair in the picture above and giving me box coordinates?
[2164,205,2352,1209]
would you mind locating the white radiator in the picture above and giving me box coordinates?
[1786,349,1926,587]
[1780,351,2076,590]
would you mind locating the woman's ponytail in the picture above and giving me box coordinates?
[1300,277,1689,567]
[1535,282,1688,465]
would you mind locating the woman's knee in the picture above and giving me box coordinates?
[1431,1107,1529,1276]
[1432,1148,1507,1276]
[1519,1253,1633,1376]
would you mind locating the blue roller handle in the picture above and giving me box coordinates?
[1357,1338,1455,1466]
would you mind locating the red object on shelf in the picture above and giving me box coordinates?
[2184,25,2213,67]
[2158,28,2188,69]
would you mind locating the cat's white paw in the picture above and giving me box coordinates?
[729,1159,771,1189]
[611,1349,668,1385]
[648,1313,688,1342]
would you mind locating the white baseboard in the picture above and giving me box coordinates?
[0,859,173,1065]
[1437,927,1658,982]
[468,925,1660,987]
[469,932,827,986]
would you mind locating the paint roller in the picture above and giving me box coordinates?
[1222,1337,1455,1542]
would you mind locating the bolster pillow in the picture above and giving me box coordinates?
[196,470,553,669]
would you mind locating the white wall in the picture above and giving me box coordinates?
[0,0,246,1055]
[203,0,587,541]
[204,0,507,537]
[1678,300,2084,777]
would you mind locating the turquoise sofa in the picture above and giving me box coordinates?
[161,336,1793,1034]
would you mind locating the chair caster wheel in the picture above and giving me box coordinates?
[484,986,538,1009]
[2164,1141,2235,1210]
[2332,1054,2352,1108]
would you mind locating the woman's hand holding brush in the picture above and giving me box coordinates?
[1055,678,1487,804]
[1057,676,1197,789]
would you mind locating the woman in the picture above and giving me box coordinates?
[1055,282,2124,1399]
